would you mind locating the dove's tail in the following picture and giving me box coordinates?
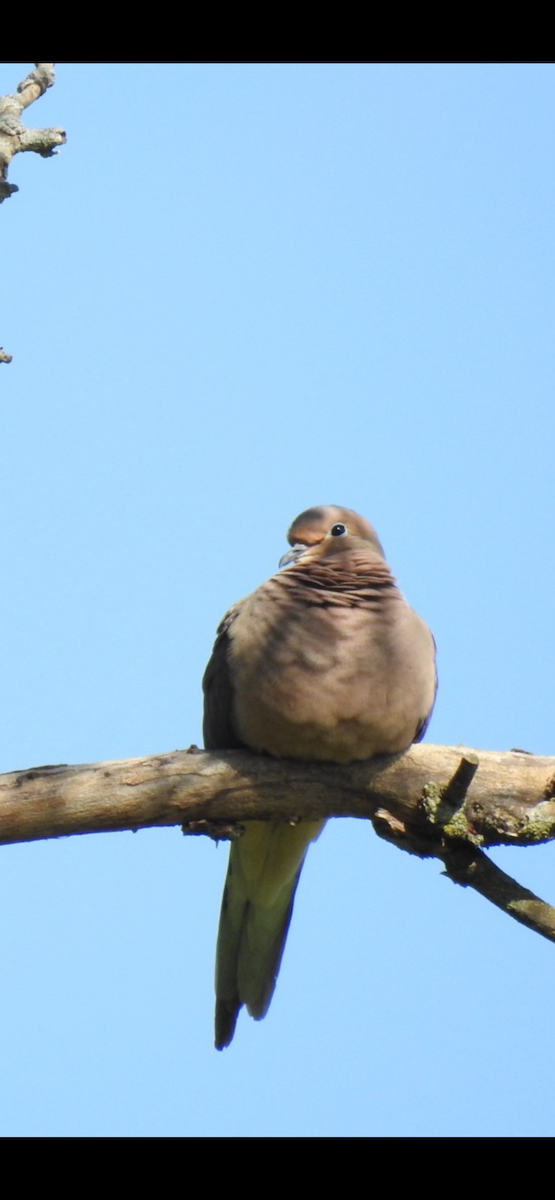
[215,819,324,1049]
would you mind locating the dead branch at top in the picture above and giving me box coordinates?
[0,63,66,362]
[0,63,66,203]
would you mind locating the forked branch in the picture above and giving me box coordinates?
[0,742,554,943]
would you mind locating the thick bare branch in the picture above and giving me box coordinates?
[2,742,555,945]
[1,743,554,847]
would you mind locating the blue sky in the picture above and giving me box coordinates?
[1,62,554,1136]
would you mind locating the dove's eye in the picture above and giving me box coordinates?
[330,523,347,538]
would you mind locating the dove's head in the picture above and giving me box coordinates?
[279,505,386,568]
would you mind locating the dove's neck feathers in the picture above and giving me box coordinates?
[275,546,399,606]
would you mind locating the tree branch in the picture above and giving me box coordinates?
[1,62,66,361]
[442,843,555,945]
[2,743,555,846]
[1,742,555,945]
[0,62,66,202]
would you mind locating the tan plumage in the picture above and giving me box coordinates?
[203,505,436,1049]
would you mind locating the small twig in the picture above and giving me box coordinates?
[421,751,482,845]
[441,752,479,808]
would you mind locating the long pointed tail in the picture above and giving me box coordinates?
[215,819,324,1049]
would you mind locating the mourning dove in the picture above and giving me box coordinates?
[203,505,436,1049]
